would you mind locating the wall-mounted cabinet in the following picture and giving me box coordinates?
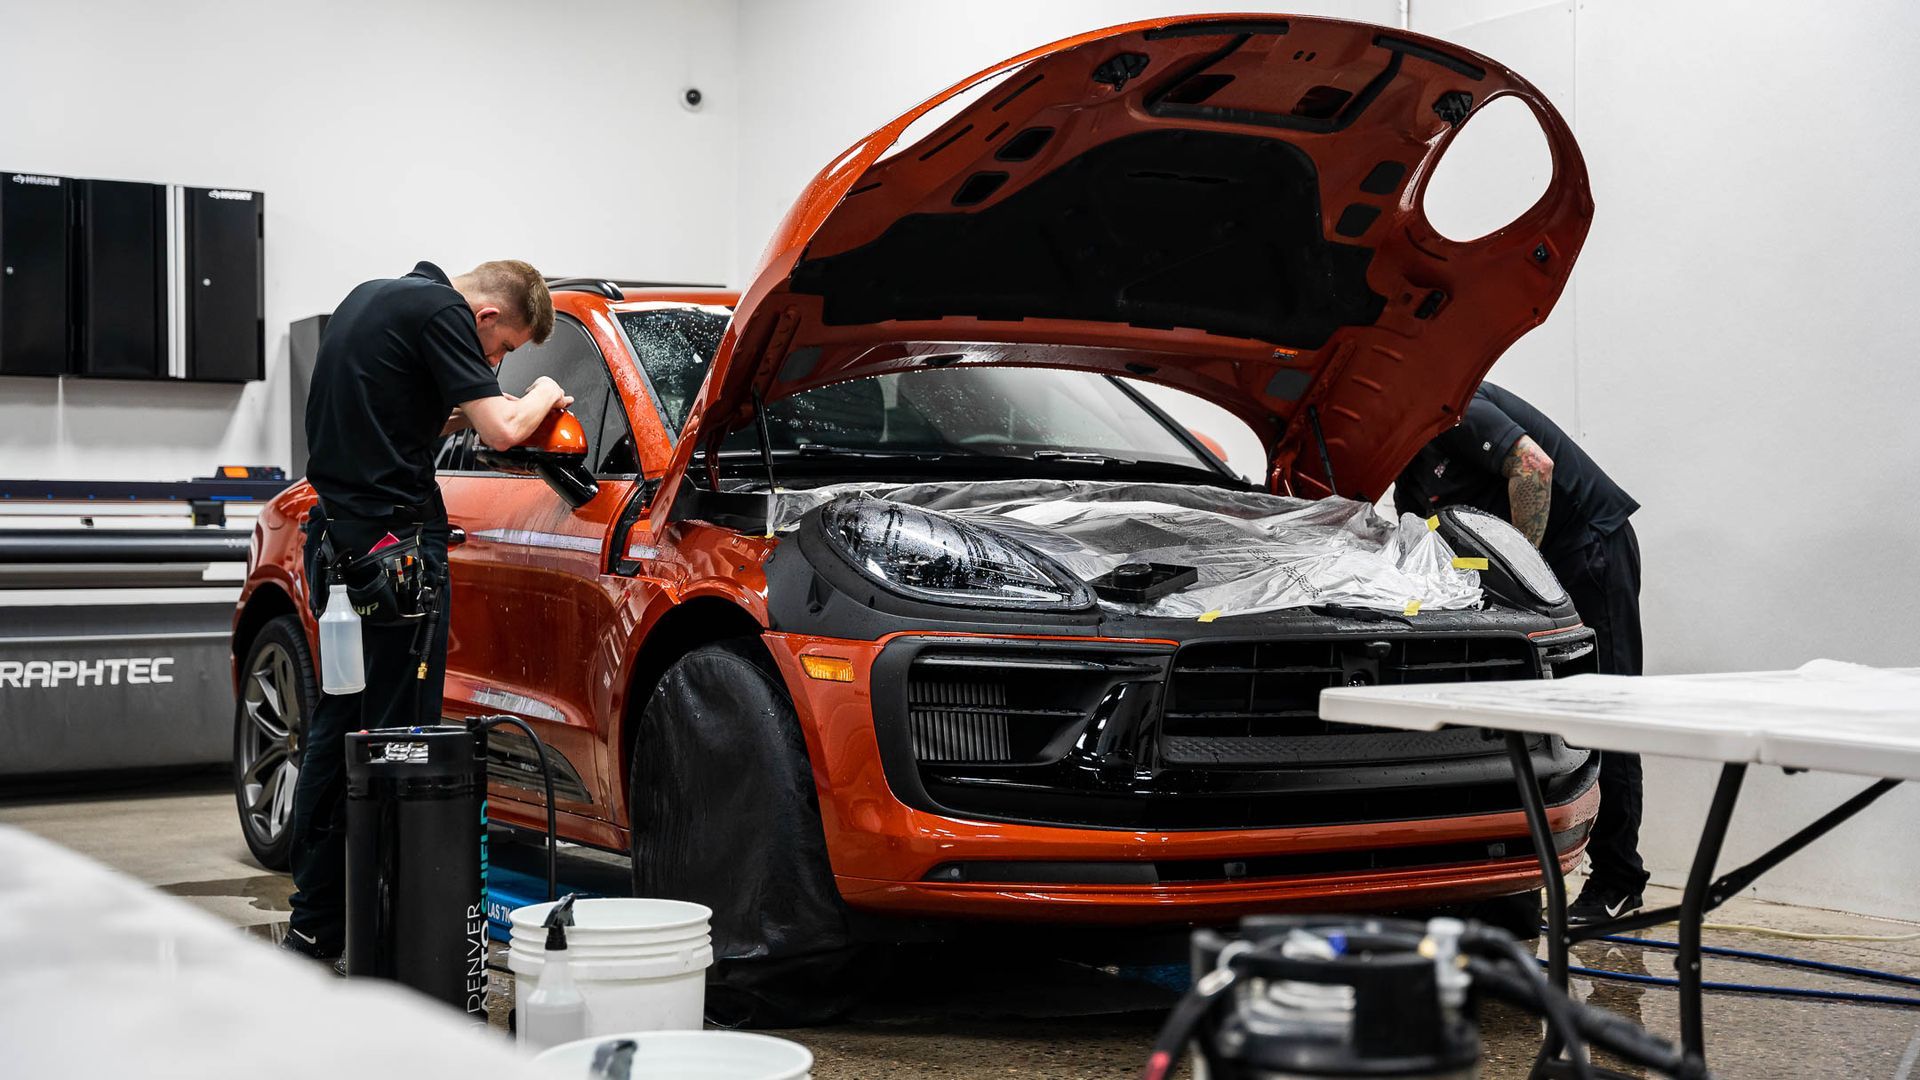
[0,172,74,376]
[0,171,264,382]
[75,178,168,379]
[183,187,264,382]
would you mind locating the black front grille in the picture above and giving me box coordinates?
[906,653,1145,764]
[910,676,1015,762]
[876,635,1594,832]
[1165,637,1537,739]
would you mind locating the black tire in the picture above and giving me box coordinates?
[627,638,869,1027]
[232,614,317,870]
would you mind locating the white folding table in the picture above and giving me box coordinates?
[1321,660,1920,1074]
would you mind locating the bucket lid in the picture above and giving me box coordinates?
[510,897,712,934]
[533,1031,811,1079]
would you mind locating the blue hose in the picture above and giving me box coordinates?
[1559,963,1920,1008]
[1591,933,1920,990]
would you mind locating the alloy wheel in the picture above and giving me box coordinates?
[238,641,304,847]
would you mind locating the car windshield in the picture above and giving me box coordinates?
[718,366,1211,471]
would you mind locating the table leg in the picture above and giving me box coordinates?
[1678,763,1746,1063]
[1504,731,1568,988]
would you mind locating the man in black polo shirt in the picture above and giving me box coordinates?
[284,260,572,962]
[1395,382,1647,924]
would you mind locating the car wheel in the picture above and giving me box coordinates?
[233,614,315,871]
[627,638,870,1027]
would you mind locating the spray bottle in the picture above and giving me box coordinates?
[522,893,587,1051]
[319,570,364,695]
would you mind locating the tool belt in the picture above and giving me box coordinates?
[304,509,448,698]
[342,532,435,626]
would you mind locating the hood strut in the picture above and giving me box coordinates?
[1306,405,1339,498]
[752,389,779,537]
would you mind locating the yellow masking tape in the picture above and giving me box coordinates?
[1426,515,1440,531]
[1404,599,1422,616]
[1452,557,1489,571]
[1197,610,1223,623]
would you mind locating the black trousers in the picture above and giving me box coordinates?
[1549,521,1648,894]
[287,509,452,950]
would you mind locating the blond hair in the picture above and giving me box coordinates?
[460,260,554,344]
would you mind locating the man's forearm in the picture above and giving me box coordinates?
[506,384,564,441]
[1508,471,1551,547]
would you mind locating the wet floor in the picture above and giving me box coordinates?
[6,773,1918,1078]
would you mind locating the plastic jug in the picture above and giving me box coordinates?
[319,582,365,695]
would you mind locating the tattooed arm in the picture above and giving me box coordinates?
[1501,436,1555,547]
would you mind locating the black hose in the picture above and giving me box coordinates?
[1468,959,1708,1079]
[1141,967,1236,1080]
[1469,924,1596,1079]
[475,715,558,903]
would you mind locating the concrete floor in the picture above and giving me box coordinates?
[7,770,1920,1078]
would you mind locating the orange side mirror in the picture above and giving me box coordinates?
[520,409,589,457]
[473,409,598,509]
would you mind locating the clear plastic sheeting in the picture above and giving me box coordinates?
[772,479,1483,618]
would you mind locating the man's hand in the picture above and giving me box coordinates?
[525,375,574,412]
[461,377,574,451]
[1501,435,1554,547]
[439,407,471,437]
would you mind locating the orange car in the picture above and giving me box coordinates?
[232,14,1597,1023]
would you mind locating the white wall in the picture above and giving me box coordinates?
[0,0,739,480]
[1417,0,1920,919]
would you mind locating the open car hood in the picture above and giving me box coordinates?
[680,13,1591,501]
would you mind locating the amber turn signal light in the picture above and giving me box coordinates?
[801,655,855,682]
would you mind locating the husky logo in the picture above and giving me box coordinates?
[11,174,60,187]
[206,189,253,201]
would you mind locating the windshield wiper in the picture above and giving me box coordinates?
[1028,450,1138,466]
[714,446,995,465]
[1024,450,1241,485]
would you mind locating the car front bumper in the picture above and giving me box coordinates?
[765,629,1600,920]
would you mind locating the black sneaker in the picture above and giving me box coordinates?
[1567,883,1643,925]
[278,926,342,962]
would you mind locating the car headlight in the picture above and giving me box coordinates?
[819,497,1093,611]
[1442,506,1569,607]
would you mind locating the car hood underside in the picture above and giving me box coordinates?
[772,478,1484,619]
[700,14,1593,502]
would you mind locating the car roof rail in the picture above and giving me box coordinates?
[544,277,727,302]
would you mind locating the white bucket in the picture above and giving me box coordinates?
[508,898,713,1037]
[534,1030,812,1079]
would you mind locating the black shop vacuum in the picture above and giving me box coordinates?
[1148,915,1713,1080]
[343,716,558,1024]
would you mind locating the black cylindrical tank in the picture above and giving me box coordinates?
[1185,916,1481,1080]
[345,723,489,1023]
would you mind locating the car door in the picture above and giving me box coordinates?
[438,314,640,821]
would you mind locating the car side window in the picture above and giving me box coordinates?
[615,307,730,433]
[493,315,637,477]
